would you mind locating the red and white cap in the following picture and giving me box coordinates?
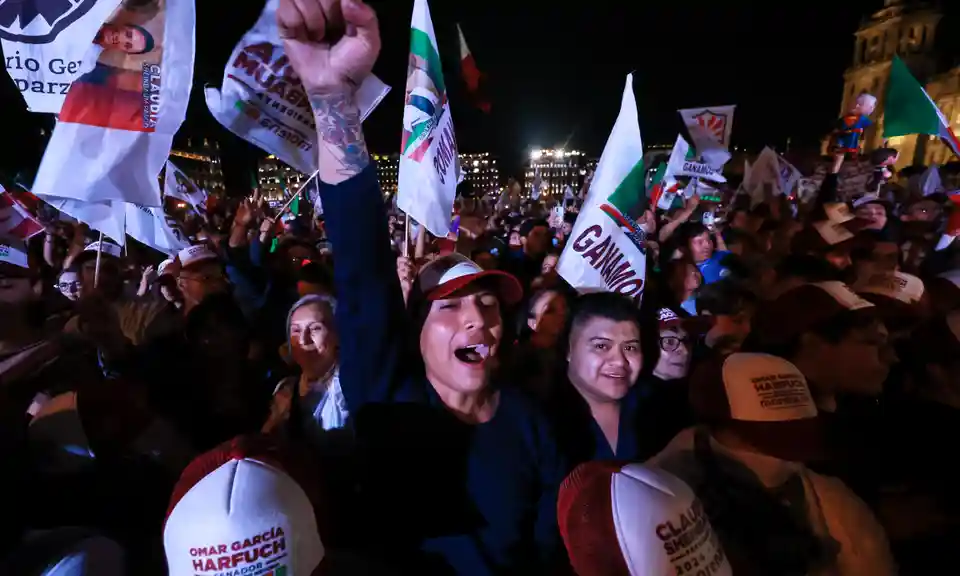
[558,461,732,576]
[177,245,218,269]
[417,253,522,304]
[158,258,178,277]
[164,437,323,576]
[689,353,823,462]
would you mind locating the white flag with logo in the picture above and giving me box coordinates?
[0,0,122,113]
[204,0,389,174]
[397,0,461,237]
[123,202,188,255]
[558,74,647,306]
[32,0,196,208]
[678,105,735,168]
[163,161,207,216]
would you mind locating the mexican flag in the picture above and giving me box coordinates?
[884,55,960,159]
[557,74,647,305]
[457,24,491,113]
[398,0,461,237]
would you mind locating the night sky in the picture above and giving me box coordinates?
[1,0,954,192]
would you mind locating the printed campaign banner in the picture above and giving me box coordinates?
[205,0,389,174]
[0,0,122,113]
[32,0,195,207]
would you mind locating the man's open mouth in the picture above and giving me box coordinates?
[454,344,491,365]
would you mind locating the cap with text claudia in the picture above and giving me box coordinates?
[164,438,323,576]
[178,245,219,269]
[558,461,732,576]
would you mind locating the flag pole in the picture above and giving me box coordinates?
[93,231,104,288]
[403,213,411,258]
[274,171,319,219]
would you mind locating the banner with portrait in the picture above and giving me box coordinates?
[204,0,389,174]
[0,0,122,113]
[32,0,195,207]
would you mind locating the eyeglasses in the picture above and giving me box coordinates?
[55,281,80,292]
[660,335,689,353]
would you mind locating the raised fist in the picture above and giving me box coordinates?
[278,0,381,94]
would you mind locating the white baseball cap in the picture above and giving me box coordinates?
[0,242,29,268]
[558,461,732,576]
[853,271,924,306]
[719,353,818,423]
[83,241,123,259]
[177,245,218,269]
[689,353,824,462]
[416,253,522,305]
[164,438,324,576]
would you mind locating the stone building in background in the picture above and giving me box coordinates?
[832,0,960,168]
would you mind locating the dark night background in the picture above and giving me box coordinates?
[1,0,958,193]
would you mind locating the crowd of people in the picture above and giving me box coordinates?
[2,0,960,574]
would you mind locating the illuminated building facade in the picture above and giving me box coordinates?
[459,152,499,195]
[257,155,312,201]
[169,137,225,193]
[524,148,588,199]
[373,153,399,196]
[830,0,946,167]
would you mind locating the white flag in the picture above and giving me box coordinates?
[776,155,803,197]
[748,147,783,207]
[204,0,389,174]
[40,197,125,244]
[558,74,646,306]
[914,165,942,197]
[124,202,188,255]
[678,105,736,167]
[397,0,461,237]
[164,161,208,216]
[32,0,196,208]
[1,0,122,113]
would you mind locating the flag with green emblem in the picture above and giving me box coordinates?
[558,74,647,305]
[397,0,461,237]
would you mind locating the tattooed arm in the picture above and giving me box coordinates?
[310,89,371,185]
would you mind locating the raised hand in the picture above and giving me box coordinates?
[278,0,381,94]
[278,0,381,184]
